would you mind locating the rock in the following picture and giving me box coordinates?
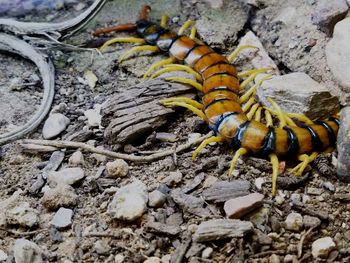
[273,6,297,26]
[155,132,178,143]
[201,247,213,259]
[107,180,148,221]
[326,18,350,92]
[311,237,336,258]
[257,72,339,119]
[0,190,22,226]
[0,249,8,261]
[5,201,39,228]
[84,70,98,89]
[171,189,211,217]
[148,190,167,208]
[224,193,264,219]
[114,254,125,263]
[42,113,70,139]
[254,178,265,190]
[41,184,78,210]
[144,221,181,236]
[290,193,301,204]
[161,171,183,186]
[50,208,73,229]
[187,133,201,144]
[196,1,248,49]
[311,0,349,36]
[303,215,321,229]
[84,104,102,127]
[202,180,250,203]
[47,167,85,186]
[193,219,253,242]
[336,107,350,182]
[285,212,303,231]
[68,150,84,167]
[13,239,43,263]
[143,257,161,263]
[106,159,129,178]
[322,181,335,192]
[236,31,280,75]
[269,254,280,263]
[94,240,111,255]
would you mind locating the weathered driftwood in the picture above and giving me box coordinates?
[101,79,196,145]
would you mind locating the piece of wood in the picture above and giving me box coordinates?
[101,78,196,145]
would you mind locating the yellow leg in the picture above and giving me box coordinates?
[239,72,261,91]
[160,101,207,121]
[227,45,259,63]
[143,57,176,79]
[100,37,146,52]
[192,136,224,160]
[242,97,255,112]
[267,98,287,128]
[290,152,318,176]
[190,26,197,39]
[178,20,195,35]
[286,113,314,125]
[269,153,279,197]
[239,74,272,103]
[238,67,273,79]
[165,77,203,92]
[151,64,202,81]
[159,97,203,109]
[161,15,168,27]
[265,109,273,127]
[254,106,263,122]
[119,45,159,62]
[247,103,260,120]
[229,148,248,177]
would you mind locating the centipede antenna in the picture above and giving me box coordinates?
[99,37,146,52]
[143,57,176,78]
[119,45,159,62]
[227,45,259,63]
[229,148,248,177]
[192,136,224,160]
[160,97,203,109]
[178,20,195,35]
[269,153,279,197]
[165,77,203,92]
[160,101,207,121]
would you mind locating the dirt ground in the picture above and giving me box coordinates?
[1,0,350,262]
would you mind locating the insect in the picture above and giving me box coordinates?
[94,5,340,196]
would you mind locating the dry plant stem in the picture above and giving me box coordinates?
[19,132,213,163]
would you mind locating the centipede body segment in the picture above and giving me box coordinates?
[94,5,340,196]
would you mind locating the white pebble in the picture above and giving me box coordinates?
[312,237,336,258]
[42,113,70,139]
[285,212,303,231]
[106,159,129,178]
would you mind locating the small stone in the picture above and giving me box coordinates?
[114,254,125,263]
[50,208,73,229]
[302,194,311,204]
[269,254,280,263]
[283,254,295,263]
[257,72,339,119]
[193,219,253,242]
[202,180,251,203]
[144,221,181,236]
[285,212,303,231]
[0,249,8,261]
[94,240,111,255]
[290,193,301,204]
[148,190,167,208]
[47,167,85,186]
[161,171,183,186]
[224,193,264,219]
[68,150,84,167]
[42,113,70,139]
[311,0,349,36]
[155,132,178,143]
[41,184,78,210]
[303,215,321,229]
[187,133,201,144]
[326,19,350,93]
[84,70,98,89]
[322,181,335,192]
[84,104,102,127]
[201,247,213,259]
[143,257,161,263]
[312,237,336,258]
[336,107,350,182]
[13,239,42,263]
[255,178,265,190]
[161,254,171,263]
[5,202,39,228]
[107,180,148,221]
[106,159,129,178]
[307,187,323,195]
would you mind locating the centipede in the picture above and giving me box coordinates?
[93,5,340,196]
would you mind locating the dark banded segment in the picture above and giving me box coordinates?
[202,74,240,94]
[169,36,197,60]
[329,117,340,126]
[194,53,228,73]
[136,19,154,34]
[204,98,231,110]
[202,63,237,80]
[315,121,337,146]
[144,26,168,45]
[156,33,179,51]
[283,126,299,155]
[184,45,213,66]
[210,112,237,133]
[258,127,276,156]
[231,121,251,148]
[302,125,322,151]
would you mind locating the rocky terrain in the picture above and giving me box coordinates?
[1,0,350,262]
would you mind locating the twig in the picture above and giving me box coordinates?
[298,227,315,258]
[19,132,213,163]
[0,227,46,237]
